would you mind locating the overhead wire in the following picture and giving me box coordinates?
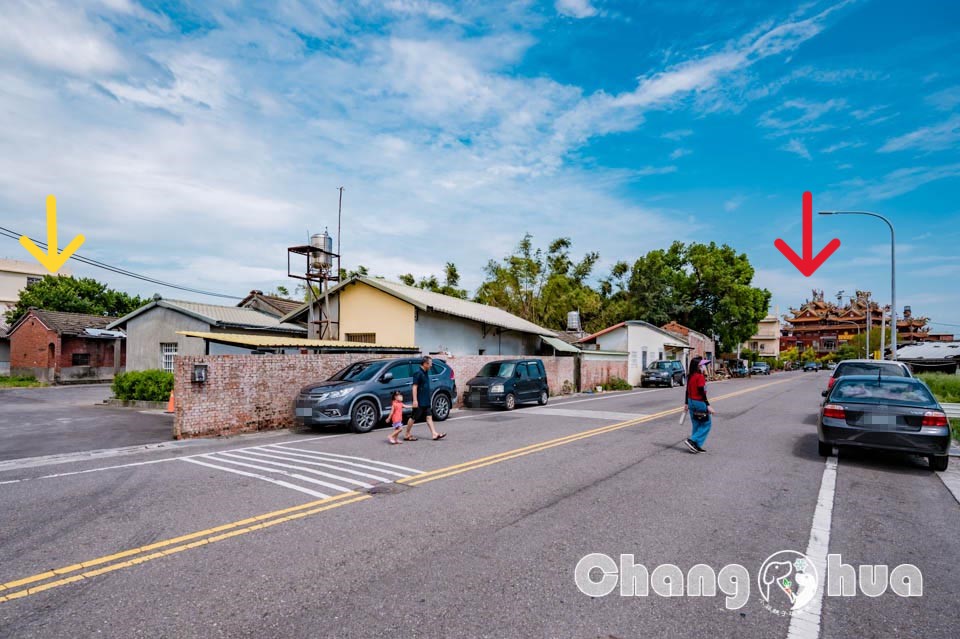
[0,225,240,300]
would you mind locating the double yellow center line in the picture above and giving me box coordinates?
[1,376,795,604]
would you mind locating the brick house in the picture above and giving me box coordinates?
[8,309,126,383]
[661,321,717,369]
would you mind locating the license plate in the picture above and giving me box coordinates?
[865,415,896,427]
[296,407,313,417]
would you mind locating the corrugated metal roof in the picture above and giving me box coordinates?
[541,335,581,353]
[177,331,418,351]
[108,299,307,334]
[578,320,690,348]
[280,277,557,337]
[895,342,960,360]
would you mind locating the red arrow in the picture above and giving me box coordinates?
[774,191,841,277]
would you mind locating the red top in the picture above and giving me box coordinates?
[686,372,708,402]
[390,399,404,423]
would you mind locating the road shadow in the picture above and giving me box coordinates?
[801,413,819,426]
[836,446,932,475]
[792,433,823,462]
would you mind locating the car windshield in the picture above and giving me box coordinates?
[831,379,936,406]
[648,362,671,370]
[835,362,907,378]
[328,361,384,382]
[477,362,516,378]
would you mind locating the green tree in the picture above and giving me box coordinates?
[841,327,891,359]
[398,263,468,299]
[475,234,601,330]
[801,346,818,363]
[5,275,147,325]
[616,241,769,352]
[781,346,800,362]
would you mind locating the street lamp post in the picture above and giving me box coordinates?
[831,318,862,357]
[819,210,897,360]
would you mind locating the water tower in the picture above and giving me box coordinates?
[288,227,340,340]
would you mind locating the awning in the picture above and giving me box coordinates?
[541,335,581,354]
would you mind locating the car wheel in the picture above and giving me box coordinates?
[432,393,451,422]
[669,376,676,388]
[818,440,833,457]
[537,389,548,406]
[640,383,648,388]
[929,455,949,472]
[504,392,516,411]
[350,399,379,434]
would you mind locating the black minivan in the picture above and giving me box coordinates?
[463,359,549,410]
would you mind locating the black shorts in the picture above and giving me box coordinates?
[411,406,431,423]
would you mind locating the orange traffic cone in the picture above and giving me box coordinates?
[165,391,175,414]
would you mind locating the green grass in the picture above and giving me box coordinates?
[0,375,45,388]
[917,373,960,403]
[952,419,960,443]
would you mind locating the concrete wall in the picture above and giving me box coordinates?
[340,283,415,346]
[580,353,629,391]
[126,307,209,371]
[416,312,542,357]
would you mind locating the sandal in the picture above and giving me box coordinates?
[403,435,419,441]
[432,433,447,440]
[388,437,400,445]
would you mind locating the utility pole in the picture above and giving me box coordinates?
[880,305,887,359]
[337,186,344,281]
[865,293,871,359]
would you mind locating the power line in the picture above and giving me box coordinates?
[0,226,240,300]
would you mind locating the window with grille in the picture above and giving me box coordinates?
[345,333,376,344]
[161,343,177,372]
[72,353,91,366]
[26,276,42,287]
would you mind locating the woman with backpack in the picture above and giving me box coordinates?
[684,356,715,453]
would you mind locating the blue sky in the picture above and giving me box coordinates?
[0,0,958,330]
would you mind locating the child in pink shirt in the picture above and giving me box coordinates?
[387,391,408,445]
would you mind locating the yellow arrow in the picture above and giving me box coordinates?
[19,195,85,274]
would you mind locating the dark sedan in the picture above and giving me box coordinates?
[818,375,950,471]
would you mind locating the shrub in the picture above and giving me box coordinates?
[112,370,174,402]
[602,376,633,391]
[917,373,960,404]
[0,375,43,388]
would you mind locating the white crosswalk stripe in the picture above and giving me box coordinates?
[180,442,424,498]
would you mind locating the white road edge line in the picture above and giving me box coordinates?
[786,456,838,639]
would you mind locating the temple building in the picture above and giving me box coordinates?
[780,289,953,357]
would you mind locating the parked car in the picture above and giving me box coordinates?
[802,361,820,372]
[818,375,950,471]
[826,362,838,371]
[730,364,750,378]
[641,360,685,387]
[463,359,549,410]
[295,358,456,433]
[824,359,913,393]
[750,362,771,375]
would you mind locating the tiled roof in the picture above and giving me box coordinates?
[238,291,304,317]
[281,277,557,337]
[15,310,116,336]
[108,299,307,334]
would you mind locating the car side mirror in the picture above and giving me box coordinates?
[821,390,828,397]
[381,372,394,383]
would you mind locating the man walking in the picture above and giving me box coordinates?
[404,355,447,441]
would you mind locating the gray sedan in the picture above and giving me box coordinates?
[818,375,950,471]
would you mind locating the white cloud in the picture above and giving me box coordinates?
[821,140,865,154]
[385,0,465,23]
[0,0,127,75]
[662,129,693,140]
[781,139,812,160]
[927,86,960,111]
[759,98,846,130]
[879,115,960,153]
[555,0,599,19]
[724,196,745,212]
[636,165,678,176]
[669,148,692,160]
[832,164,960,201]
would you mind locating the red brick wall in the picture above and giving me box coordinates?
[442,355,577,402]
[10,316,59,381]
[173,353,579,439]
[174,353,392,438]
[580,358,628,391]
[59,336,125,368]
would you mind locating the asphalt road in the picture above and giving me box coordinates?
[0,385,174,461]
[1,372,958,638]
